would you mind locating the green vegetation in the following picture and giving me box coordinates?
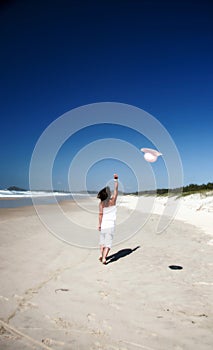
[183,182,213,192]
[125,182,213,197]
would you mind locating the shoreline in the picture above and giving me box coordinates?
[1,192,212,241]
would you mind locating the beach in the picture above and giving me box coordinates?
[0,194,213,350]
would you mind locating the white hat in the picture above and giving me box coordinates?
[141,148,162,163]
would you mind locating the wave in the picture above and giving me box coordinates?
[0,190,93,208]
[0,190,74,199]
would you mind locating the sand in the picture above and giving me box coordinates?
[0,195,213,350]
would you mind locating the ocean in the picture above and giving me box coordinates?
[0,190,90,208]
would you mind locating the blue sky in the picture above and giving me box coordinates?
[0,0,212,192]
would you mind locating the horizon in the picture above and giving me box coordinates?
[2,182,213,194]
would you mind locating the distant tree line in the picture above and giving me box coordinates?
[182,182,213,192]
[125,182,213,196]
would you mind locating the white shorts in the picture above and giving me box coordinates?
[100,227,114,248]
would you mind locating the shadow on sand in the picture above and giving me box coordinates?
[106,246,140,264]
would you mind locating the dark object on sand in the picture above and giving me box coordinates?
[55,288,69,293]
[168,265,183,270]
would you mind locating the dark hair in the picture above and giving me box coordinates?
[97,186,111,202]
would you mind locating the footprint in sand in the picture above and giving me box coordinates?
[42,338,65,346]
[87,313,96,322]
[98,290,109,300]
[0,325,20,341]
[19,301,38,310]
[14,295,38,309]
[53,317,73,329]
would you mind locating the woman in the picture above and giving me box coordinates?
[97,174,119,264]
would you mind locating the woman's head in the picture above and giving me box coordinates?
[97,186,111,202]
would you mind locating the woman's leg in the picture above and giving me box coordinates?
[99,230,105,261]
[99,245,105,261]
[102,247,110,264]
